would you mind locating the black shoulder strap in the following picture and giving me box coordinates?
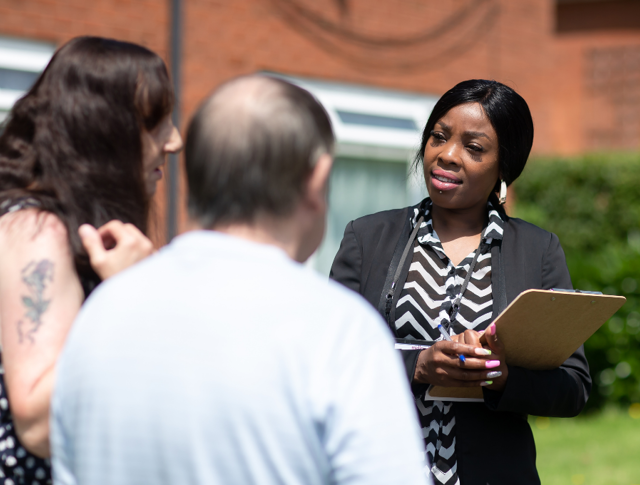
[377,211,424,335]
[0,197,41,217]
[376,210,412,318]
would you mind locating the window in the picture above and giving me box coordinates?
[269,74,438,275]
[0,36,55,124]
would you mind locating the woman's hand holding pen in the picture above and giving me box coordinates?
[413,329,500,387]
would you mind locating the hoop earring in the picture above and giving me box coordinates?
[499,180,507,205]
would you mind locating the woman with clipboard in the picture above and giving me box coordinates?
[330,80,591,485]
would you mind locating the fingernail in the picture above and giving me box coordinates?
[486,371,502,379]
[475,348,492,356]
[478,330,485,336]
[489,323,496,336]
[486,360,501,369]
[481,381,493,386]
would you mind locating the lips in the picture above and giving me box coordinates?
[431,170,461,191]
[149,166,163,181]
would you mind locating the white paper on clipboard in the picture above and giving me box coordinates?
[395,342,432,350]
[394,338,432,351]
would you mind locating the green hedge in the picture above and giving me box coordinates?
[512,153,640,412]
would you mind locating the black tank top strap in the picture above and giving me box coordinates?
[0,197,42,217]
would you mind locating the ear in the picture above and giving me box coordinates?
[303,153,333,212]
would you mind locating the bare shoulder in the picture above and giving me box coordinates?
[0,210,73,283]
[0,209,69,250]
[0,208,82,347]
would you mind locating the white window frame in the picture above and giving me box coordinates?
[268,74,438,272]
[270,73,437,161]
[268,72,439,204]
[0,36,55,122]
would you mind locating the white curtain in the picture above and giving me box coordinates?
[313,156,427,276]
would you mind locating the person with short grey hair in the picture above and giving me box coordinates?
[50,75,432,485]
[186,76,335,230]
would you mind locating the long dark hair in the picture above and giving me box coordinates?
[414,79,534,209]
[0,36,174,293]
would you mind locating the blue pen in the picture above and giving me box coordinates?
[437,324,466,363]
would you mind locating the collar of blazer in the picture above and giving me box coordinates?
[376,197,508,335]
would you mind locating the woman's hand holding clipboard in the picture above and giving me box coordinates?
[427,289,626,401]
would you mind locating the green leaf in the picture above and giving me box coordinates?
[26,309,38,322]
[39,300,50,314]
[22,296,34,308]
[514,152,640,412]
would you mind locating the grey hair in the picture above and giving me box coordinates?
[185,75,334,228]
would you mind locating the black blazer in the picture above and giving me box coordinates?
[330,202,592,485]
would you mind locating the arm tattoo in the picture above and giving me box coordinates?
[17,260,54,344]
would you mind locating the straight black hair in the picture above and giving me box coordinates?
[414,79,534,207]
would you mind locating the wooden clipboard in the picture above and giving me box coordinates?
[427,289,626,401]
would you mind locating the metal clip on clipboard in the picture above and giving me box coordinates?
[551,288,603,295]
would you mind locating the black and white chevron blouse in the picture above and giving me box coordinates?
[395,199,504,485]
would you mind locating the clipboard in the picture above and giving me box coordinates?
[426,289,626,401]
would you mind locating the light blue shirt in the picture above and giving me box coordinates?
[52,231,431,485]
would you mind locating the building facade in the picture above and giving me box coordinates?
[1,0,640,270]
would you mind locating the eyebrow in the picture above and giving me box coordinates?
[435,121,490,140]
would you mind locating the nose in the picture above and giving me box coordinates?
[438,139,462,166]
[165,125,183,154]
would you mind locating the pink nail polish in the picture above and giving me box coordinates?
[489,323,496,336]
[486,360,500,368]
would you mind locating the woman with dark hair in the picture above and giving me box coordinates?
[330,79,591,484]
[0,36,182,483]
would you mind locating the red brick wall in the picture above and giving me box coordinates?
[2,0,640,236]
[181,0,556,152]
[0,0,171,242]
[0,0,168,56]
[553,30,640,154]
